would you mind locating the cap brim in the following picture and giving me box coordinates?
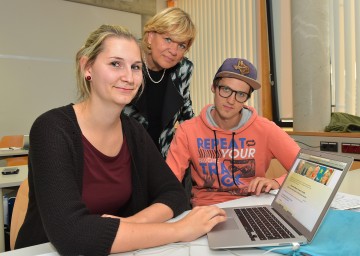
[216,71,261,90]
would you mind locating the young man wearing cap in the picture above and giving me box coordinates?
[166,58,300,207]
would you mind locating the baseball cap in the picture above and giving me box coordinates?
[213,58,261,90]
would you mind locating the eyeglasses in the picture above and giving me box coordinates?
[217,85,249,103]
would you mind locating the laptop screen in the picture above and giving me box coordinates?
[272,149,352,242]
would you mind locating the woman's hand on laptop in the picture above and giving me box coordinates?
[248,177,281,196]
[175,205,227,242]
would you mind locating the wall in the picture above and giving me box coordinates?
[0,0,141,138]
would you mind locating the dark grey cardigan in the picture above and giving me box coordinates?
[16,104,188,256]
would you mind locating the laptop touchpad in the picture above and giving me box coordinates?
[212,217,238,231]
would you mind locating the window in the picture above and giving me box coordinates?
[269,0,359,127]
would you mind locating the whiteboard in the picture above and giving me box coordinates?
[0,0,141,138]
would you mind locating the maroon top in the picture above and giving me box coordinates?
[82,135,132,215]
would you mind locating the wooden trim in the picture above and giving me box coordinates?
[288,131,360,138]
[258,0,273,120]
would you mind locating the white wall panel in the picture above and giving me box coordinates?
[0,0,141,138]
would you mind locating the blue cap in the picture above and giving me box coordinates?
[214,58,261,90]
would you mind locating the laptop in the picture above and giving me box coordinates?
[207,148,353,249]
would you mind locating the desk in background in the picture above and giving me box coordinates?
[0,149,28,168]
[0,150,28,158]
[0,165,28,253]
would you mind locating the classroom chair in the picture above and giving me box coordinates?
[9,178,29,250]
[265,159,287,179]
[0,135,28,166]
[3,157,28,166]
[0,135,24,147]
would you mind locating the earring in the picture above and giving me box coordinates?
[85,75,91,81]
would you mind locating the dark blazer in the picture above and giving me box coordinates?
[123,58,195,158]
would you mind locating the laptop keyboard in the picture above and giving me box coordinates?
[234,207,295,241]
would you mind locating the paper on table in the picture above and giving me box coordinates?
[269,190,360,210]
[331,192,360,210]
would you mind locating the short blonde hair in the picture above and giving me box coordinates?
[75,24,141,101]
[142,7,196,54]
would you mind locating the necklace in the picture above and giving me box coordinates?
[143,56,166,84]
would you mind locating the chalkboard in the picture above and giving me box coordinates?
[0,0,141,137]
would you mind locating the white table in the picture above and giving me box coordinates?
[0,149,28,158]
[0,194,281,256]
[0,165,28,252]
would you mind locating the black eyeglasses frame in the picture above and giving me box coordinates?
[217,85,250,103]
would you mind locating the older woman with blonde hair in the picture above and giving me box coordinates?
[124,7,197,158]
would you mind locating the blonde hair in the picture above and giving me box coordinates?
[142,7,196,54]
[75,24,142,101]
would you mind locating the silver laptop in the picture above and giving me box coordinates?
[207,149,353,249]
